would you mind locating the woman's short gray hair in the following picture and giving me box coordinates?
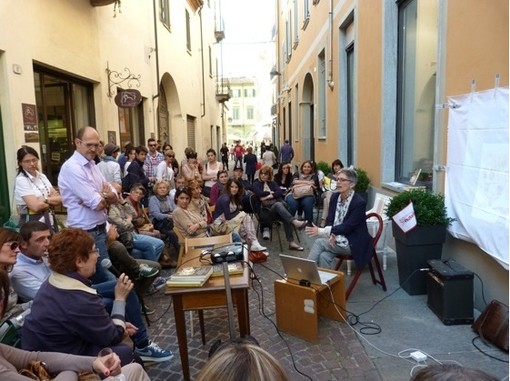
[340,167,358,185]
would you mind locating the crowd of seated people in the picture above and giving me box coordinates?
[8,135,375,379]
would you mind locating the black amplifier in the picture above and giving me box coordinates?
[426,259,474,325]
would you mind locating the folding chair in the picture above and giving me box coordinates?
[334,212,387,300]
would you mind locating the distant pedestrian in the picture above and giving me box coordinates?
[243,147,257,184]
[233,140,245,170]
[279,139,294,164]
[220,142,230,170]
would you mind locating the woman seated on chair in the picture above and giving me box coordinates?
[0,245,149,380]
[274,162,293,193]
[188,179,213,225]
[211,178,266,252]
[304,167,372,269]
[252,166,306,251]
[148,180,180,263]
[319,159,344,227]
[208,170,229,206]
[172,187,209,238]
[285,160,320,226]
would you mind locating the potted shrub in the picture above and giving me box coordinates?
[386,189,454,295]
[354,167,370,206]
[316,161,331,176]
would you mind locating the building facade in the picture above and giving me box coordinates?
[274,0,508,304]
[0,0,225,216]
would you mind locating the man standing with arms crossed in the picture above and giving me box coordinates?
[58,126,118,284]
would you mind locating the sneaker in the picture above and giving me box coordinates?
[138,263,159,278]
[262,228,270,240]
[250,241,267,252]
[141,304,155,315]
[134,341,174,363]
[152,276,168,291]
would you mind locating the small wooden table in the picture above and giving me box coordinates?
[165,251,250,381]
[274,269,345,343]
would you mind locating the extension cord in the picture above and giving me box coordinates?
[410,351,427,362]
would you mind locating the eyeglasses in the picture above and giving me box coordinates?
[167,155,175,158]
[149,144,157,147]
[338,178,353,183]
[78,140,100,149]
[260,172,269,176]
[3,242,19,251]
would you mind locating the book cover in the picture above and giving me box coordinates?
[170,266,213,280]
[211,261,244,277]
[166,277,210,288]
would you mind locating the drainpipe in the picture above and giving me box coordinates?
[152,0,161,132]
[199,6,206,117]
[327,0,335,90]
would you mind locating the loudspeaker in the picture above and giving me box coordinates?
[427,259,474,325]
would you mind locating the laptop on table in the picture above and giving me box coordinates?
[279,254,338,286]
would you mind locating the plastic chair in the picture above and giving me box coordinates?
[366,193,392,270]
[334,212,387,300]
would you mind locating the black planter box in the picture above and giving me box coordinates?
[426,259,474,325]
[393,222,446,295]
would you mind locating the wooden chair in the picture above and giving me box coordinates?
[173,228,186,267]
[334,212,387,300]
[183,234,233,342]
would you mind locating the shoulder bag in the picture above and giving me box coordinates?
[472,299,509,352]
[291,182,315,199]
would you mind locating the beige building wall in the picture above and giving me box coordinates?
[275,0,508,305]
[0,0,223,197]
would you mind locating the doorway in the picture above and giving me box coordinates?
[34,67,94,184]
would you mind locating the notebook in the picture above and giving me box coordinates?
[279,254,338,286]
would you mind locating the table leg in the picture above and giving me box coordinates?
[234,289,250,336]
[172,295,190,381]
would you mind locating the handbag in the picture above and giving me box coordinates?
[472,299,509,352]
[248,250,267,263]
[18,360,100,381]
[291,183,315,199]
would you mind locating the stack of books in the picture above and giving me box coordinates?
[166,265,213,288]
[211,261,244,278]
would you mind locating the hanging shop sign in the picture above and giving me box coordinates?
[115,89,142,108]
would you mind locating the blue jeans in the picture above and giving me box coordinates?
[89,228,116,284]
[93,281,149,348]
[285,194,315,224]
[131,234,164,262]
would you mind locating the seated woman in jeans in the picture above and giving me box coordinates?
[108,184,164,263]
[285,160,320,226]
[212,178,266,252]
[252,166,306,251]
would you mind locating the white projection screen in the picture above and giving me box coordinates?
[445,87,509,269]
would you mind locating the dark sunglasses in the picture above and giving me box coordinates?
[4,242,19,250]
[149,144,157,147]
[167,155,175,158]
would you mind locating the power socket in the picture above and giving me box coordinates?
[410,351,427,362]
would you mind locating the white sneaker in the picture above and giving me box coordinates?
[262,228,270,240]
[250,241,267,252]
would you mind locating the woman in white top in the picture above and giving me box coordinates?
[14,146,62,233]
[262,148,276,169]
[123,147,136,177]
[201,148,223,198]
[156,149,176,188]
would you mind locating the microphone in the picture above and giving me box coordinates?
[101,258,121,278]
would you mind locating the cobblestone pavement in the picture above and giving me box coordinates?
[142,218,509,380]
[142,225,383,381]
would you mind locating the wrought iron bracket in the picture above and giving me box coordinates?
[106,62,141,98]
